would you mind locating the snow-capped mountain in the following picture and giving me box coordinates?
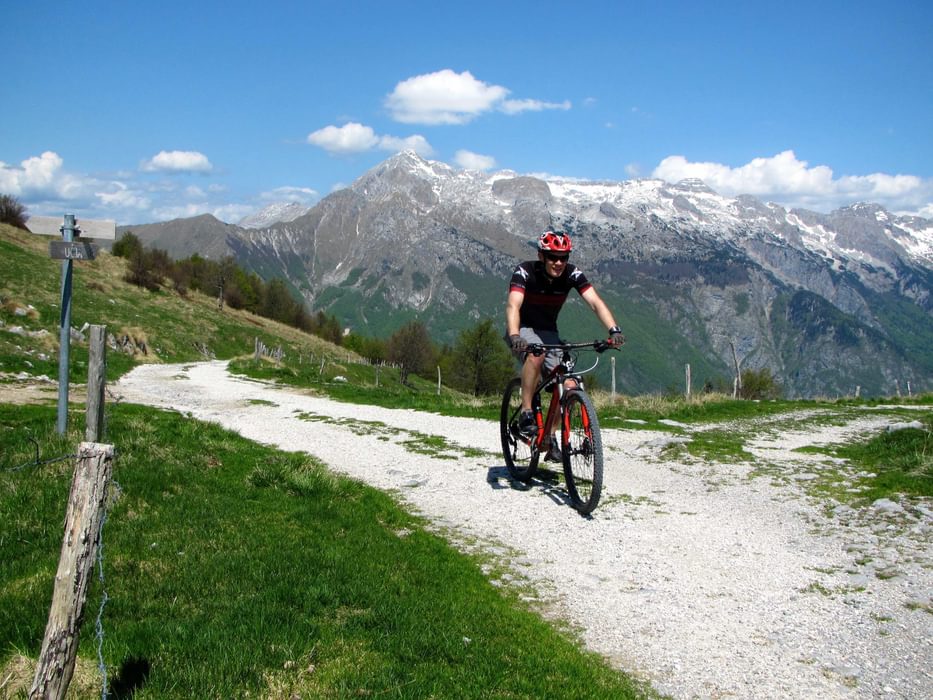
[238,201,310,229]
[124,151,933,397]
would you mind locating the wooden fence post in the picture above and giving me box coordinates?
[29,443,114,700]
[610,356,616,401]
[685,363,692,399]
[85,325,107,442]
[730,341,742,398]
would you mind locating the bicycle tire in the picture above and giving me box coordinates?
[561,389,603,514]
[500,377,539,482]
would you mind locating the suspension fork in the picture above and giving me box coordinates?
[558,377,586,447]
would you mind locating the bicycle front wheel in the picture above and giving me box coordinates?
[561,389,603,514]
[500,377,539,482]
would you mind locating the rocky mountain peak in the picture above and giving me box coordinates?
[238,201,310,229]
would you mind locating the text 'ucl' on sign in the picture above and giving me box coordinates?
[49,240,98,260]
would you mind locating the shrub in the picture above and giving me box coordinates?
[740,367,782,400]
[0,194,28,229]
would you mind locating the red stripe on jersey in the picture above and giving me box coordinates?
[524,292,568,307]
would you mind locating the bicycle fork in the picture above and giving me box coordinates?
[534,382,565,453]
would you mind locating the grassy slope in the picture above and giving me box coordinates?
[0,223,355,382]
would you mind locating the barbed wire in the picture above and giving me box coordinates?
[3,451,79,473]
[4,379,125,698]
[95,478,122,700]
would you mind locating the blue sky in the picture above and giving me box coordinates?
[2,0,932,225]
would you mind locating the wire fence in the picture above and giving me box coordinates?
[2,390,123,698]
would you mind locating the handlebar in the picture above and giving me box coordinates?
[525,339,620,356]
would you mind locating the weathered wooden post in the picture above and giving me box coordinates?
[685,363,692,399]
[437,365,441,396]
[85,325,107,442]
[730,341,742,398]
[29,443,114,700]
[610,356,616,401]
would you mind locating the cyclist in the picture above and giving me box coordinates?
[506,231,624,457]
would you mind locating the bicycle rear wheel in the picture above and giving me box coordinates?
[500,377,539,482]
[561,389,603,514]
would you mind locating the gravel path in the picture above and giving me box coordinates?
[114,361,933,699]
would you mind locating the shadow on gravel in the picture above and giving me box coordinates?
[486,465,578,511]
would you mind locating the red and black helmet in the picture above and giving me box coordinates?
[537,231,573,253]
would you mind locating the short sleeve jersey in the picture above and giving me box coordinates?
[509,261,592,332]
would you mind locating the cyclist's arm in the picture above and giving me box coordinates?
[506,289,524,336]
[580,286,619,332]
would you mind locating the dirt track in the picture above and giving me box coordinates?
[109,361,932,699]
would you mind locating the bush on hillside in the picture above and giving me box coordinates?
[388,320,435,385]
[0,194,28,229]
[740,367,782,400]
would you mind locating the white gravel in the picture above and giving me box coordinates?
[114,361,933,699]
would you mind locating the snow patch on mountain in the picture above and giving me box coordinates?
[239,202,310,229]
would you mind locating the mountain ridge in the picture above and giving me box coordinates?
[118,151,933,397]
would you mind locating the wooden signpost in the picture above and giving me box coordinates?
[26,214,115,434]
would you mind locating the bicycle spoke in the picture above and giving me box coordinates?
[500,377,539,482]
[562,390,603,514]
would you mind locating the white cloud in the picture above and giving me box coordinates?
[213,203,255,223]
[652,150,933,215]
[95,182,151,211]
[151,202,210,221]
[260,186,318,204]
[307,123,379,153]
[454,150,496,171]
[385,69,569,125]
[141,150,213,173]
[0,151,84,198]
[308,122,434,157]
[500,98,571,115]
[377,134,434,157]
[386,69,507,125]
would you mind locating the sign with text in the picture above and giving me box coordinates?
[49,240,98,261]
[27,215,116,240]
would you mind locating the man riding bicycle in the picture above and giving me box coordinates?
[506,231,624,454]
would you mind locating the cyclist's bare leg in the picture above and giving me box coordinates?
[521,353,545,411]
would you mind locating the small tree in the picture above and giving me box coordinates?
[344,333,386,364]
[0,194,28,229]
[125,248,162,291]
[447,318,514,396]
[387,320,435,385]
[112,231,143,259]
[739,367,782,400]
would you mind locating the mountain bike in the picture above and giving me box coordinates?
[499,341,616,515]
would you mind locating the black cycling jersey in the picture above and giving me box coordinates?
[509,260,592,331]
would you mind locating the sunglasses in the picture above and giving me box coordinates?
[543,252,569,262]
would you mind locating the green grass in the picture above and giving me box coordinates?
[827,414,933,500]
[230,355,501,420]
[0,223,353,383]
[0,402,649,699]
